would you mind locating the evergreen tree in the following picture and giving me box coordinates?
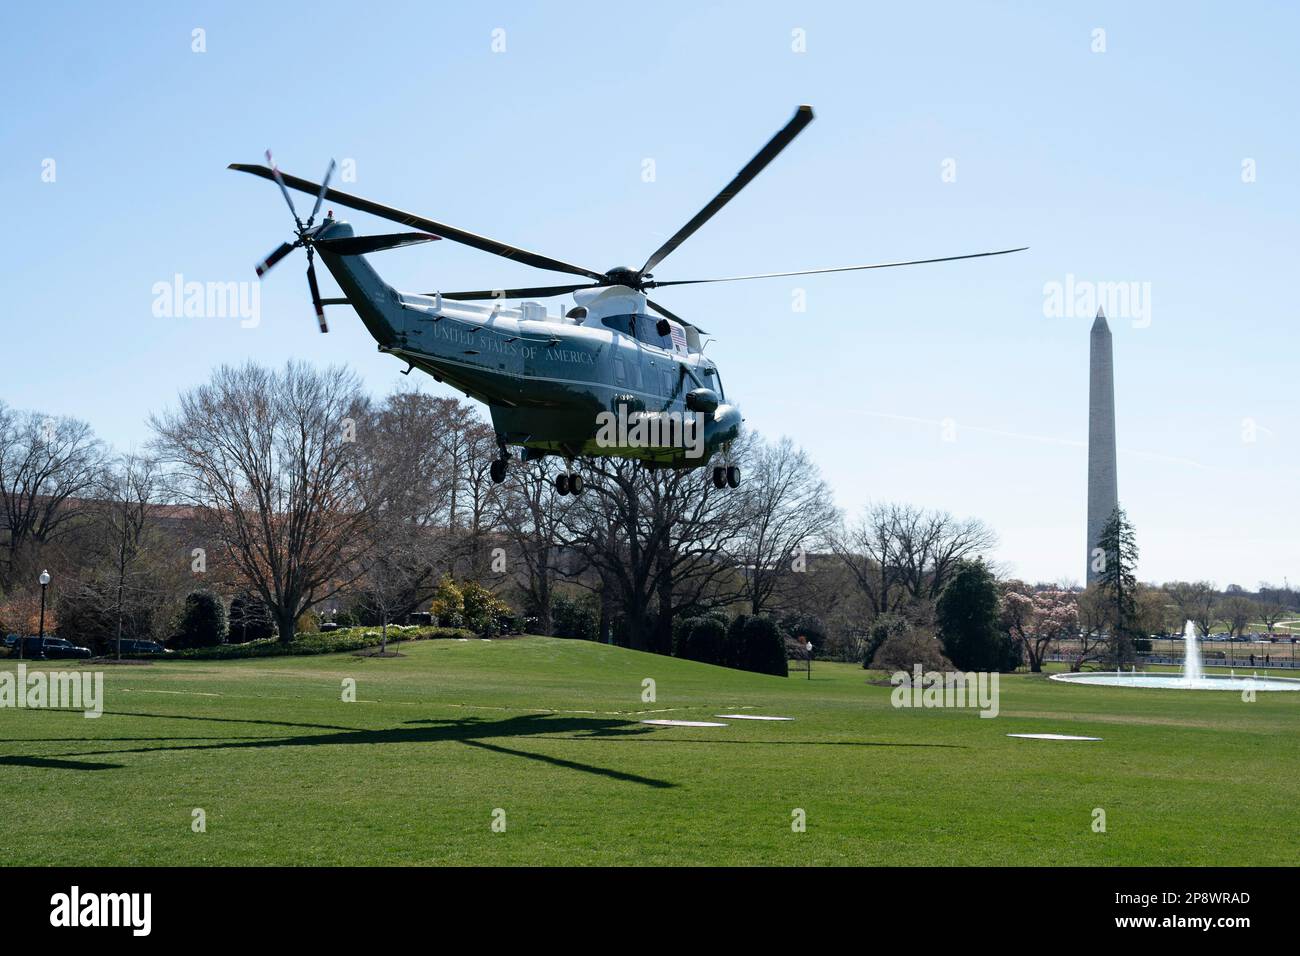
[1096,505,1140,664]
[171,589,228,649]
[936,560,1019,671]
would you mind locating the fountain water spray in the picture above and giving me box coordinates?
[1182,620,1203,683]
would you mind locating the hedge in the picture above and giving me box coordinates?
[173,625,477,660]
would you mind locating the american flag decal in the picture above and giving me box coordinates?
[669,324,688,353]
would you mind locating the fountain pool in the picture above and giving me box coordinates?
[1050,621,1300,691]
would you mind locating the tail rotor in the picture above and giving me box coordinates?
[252,151,338,333]
[247,151,439,333]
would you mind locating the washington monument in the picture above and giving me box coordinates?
[1086,307,1118,584]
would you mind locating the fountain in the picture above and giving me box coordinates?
[1051,621,1300,691]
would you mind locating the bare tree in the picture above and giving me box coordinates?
[363,390,462,611]
[494,460,568,634]
[99,452,163,658]
[151,362,390,644]
[0,403,107,586]
[1073,586,1115,671]
[1219,595,1256,638]
[361,530,430,654]
[731,436,838,616]
[455,422,506,582]
[558,456,747,653]
[1256,583,1292,634]
[829,504,906,616]
[830,503,996,617]
[1164,580,1218,635]
[1134,583,1172,638]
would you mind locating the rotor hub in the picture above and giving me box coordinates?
[602,267,644,290]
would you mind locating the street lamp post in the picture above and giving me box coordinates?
[37,569,51,656]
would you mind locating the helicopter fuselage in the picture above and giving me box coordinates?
[317,220,741,467]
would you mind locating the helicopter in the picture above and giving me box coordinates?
[231,105,1025,496]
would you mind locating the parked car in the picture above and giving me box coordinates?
[115,639,172,656]
[40,637,94,660]
[13,636,91,659]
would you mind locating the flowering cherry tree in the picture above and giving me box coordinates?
[1001,586,1078,672]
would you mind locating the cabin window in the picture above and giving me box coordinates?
[602,315,634,336]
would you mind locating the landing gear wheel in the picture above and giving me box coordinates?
[569,473,584,495]
[726,465,740,488]
[490,459,507,484]
[712,466,727,489]
[555,473,571,496]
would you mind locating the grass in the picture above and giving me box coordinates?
[1,637,1297,866]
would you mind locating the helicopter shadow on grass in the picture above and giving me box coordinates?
[0,755,124,771]
[19,712,677,788]
[10,711,965,782]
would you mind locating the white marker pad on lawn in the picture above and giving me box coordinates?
[715,714,793,721]
[1006,733,1102,741]
[642,719,728,727]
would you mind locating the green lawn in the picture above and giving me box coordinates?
[1,637,1297,865]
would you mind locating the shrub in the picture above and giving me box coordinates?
[552,594,598,640]
[674,616,728,665]
[460,580,514,637]
[430,576,465,628]
[862,613,909,669]
[739,615,789,677]
[870,629,952,673]
[725,614,750,669]
[171,590,228,649]
[719,614,788,676]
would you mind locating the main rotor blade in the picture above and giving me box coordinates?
[647,247,1030,288]
[264,150,301,226]
[308,158,337,226]
[255,241,296,277]
[306,258,328,333]
[315,232,439,255]
[646,298,709,335]
[230,163,606,281]
[639,105,814,277]
[435,282,601,301]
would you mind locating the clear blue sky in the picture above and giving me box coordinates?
[3,1,1297,588]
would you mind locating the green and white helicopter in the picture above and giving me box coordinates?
[231,105,1024,496]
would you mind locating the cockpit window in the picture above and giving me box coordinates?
[704,365,723,399]
[602,314,671,350]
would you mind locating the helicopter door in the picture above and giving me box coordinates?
[610,348,643,413]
